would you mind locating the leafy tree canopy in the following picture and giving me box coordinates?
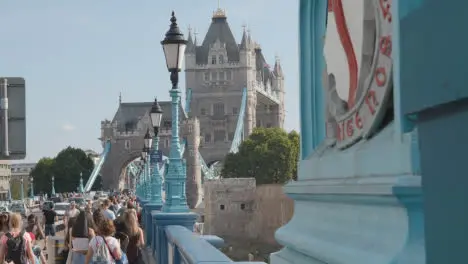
[222,127,300,185]
[30,147,94,194]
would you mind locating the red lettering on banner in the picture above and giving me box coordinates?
[379,36,392,57]
[355,112,363,129]
[375,67,387,87]
[365,90,379,115]
[379,0,392,23]
[346,118,354,137]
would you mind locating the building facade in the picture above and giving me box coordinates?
[0,161,11,200]
[10,163,35,200]
[185,8,285,164]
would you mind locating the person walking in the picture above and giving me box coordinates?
[42,203,57,251]
[70,211,95,264]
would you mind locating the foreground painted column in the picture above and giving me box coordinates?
[270,1,424,263]
[395,0,468,263]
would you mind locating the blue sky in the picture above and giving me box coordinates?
[0,0,300,162]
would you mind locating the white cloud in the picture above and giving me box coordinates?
[62,123,76,132]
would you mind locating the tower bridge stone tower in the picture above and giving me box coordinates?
[185,8,285,165]
[99,101,185,190]
[98,8,285,208]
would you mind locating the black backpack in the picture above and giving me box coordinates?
[5,230,27,264]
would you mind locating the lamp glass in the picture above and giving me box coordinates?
[150,112,163,129]
[162,42,186,71]
[144,130,153,149]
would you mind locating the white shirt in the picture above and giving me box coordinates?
[67,208,80,218]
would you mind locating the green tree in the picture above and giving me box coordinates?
[31,147,94,194]
[30,157,55,194]
[288,131,300,181]
[222,127,300,185]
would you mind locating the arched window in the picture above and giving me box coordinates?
[219,55,224,64]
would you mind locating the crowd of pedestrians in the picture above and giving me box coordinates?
[0,193,144,264]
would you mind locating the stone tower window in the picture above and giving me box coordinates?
[213,103,225,117]
[219,55,224,64]
[214,130,226,142]
[200,108,206,115]
[240,203,246,210]
[220,204,225,210]
[204,134,212,143]
[204,72,209,81]
[266,123,272,128]
[256,120,262,127]
[219,71,225,80]
[124,140,131,150]
[211,55,217,64]
[228,132,234,141]
[232,107,238,115]
[211,72,217,80]
[226,71,232,80]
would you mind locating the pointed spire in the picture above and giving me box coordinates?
[274,55,284,77]
[119,92,122,104]
[240,23,248,50]
[247,28,252,47]
[186,25,196,54]
[193,28,198,45]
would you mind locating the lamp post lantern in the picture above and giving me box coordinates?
[51,175,56,196]
[160,11,189,213]
[20,178,24,200]
[29,177,34,198]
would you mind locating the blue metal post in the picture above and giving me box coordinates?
[162,88,188,212]
[145,135,164,244]
[51,176,56,196]
[20,179,24,200]
[145,156,151,200]
[29,177,34,198]
[78,172,84,193]
[7,180,11,201]
[150,136,163,204]
[153,13,197,261]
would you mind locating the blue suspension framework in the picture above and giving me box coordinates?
[83,140,111,192]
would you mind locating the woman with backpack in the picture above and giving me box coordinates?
[70,211,96,264]
[0,213,35,264]
[85,219,125,264]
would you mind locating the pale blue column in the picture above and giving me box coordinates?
[145,156,151,200]
[150,137,163,204]
[161,88,188,213]
[144,135,164,247]
[20,179,24,200]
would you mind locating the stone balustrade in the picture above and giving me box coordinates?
[139,198,267,264]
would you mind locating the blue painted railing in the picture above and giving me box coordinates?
[143,215,266,264]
